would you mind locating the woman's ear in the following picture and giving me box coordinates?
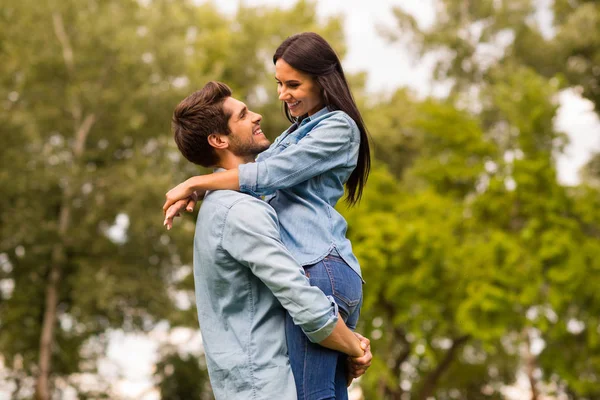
[207,133,229,150]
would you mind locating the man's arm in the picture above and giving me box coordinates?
[221,198,363,357]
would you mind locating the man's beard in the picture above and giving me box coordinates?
[229,135,270,159]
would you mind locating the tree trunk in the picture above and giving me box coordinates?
[35,12,96,399]
[36,222,68,400]
[524,329,539,400]
[417,335,470,400]
[379,301,412,400]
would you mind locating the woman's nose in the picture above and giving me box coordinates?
[278,88,288,101]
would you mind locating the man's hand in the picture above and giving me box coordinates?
[163,191,203,230]
[346,332,372,386]
[163,180,195,213]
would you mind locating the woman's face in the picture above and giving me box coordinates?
[275,59,324,117]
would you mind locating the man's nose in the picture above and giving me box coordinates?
[252,112,262,123]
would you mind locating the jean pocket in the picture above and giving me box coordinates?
[323,255,362,310]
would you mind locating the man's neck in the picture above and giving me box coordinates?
[216,153,256,170]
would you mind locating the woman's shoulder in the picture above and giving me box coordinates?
[319,109,357,127]
[311,109,359,137]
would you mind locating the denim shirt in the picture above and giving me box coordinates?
[193,186,339,400]
[239,107,362,278]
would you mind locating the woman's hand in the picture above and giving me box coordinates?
[163,190,204,230]
[346,332,372,386]
[163,170,240,214]
[163,179,195,213]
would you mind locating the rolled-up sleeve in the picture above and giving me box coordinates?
[221,198,338,343]
[239,113,359,196]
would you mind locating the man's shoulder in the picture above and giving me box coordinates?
[202,190,275,219]
[203,189,250,207]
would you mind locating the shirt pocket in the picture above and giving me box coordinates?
[278,131,306,149]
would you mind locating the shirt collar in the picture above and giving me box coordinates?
[300,106,329,126]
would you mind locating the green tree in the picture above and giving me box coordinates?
[344,98,525,399]
[354,1,600,397]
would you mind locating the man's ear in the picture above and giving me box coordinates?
[207,133,229,150]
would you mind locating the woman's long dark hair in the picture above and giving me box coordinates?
[273,32,371,206]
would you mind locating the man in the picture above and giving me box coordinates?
[164,81,370,399]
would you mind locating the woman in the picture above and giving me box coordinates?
[163,32,371,399]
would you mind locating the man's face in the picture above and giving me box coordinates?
[222,97,271,158]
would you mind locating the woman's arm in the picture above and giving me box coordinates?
[162,112,358,212]
[238,112,359,196]
[162,169,239,213]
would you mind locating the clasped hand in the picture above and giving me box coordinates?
[163,184,205,230]
[347,332,372,386]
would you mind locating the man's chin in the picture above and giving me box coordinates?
[257,141,271,152]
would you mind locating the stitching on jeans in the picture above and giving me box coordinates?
[322,257,336,300]
[323,257,361,309]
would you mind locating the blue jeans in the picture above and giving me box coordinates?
[285,251,363,400]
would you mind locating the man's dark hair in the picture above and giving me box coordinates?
[274,32,371,206]
[172,81,232,167]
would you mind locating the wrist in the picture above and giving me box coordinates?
[186,176,204,192]
[350,338,363,357]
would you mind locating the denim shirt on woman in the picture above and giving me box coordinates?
[238,107,362,278]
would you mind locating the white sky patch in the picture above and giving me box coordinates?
[100,325,204,399]
[556,89,600,185]
[105,213,130,244]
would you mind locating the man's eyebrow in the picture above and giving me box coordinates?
[237,106,247,120]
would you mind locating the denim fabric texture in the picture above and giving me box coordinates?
[238,107,363,279]
[193,186,340,400]
[286,251,363,400]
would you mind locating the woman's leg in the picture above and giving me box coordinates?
[286,252,363,400]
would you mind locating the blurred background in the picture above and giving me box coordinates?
[1,0,600,399]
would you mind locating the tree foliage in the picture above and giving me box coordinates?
[344,0,600,398]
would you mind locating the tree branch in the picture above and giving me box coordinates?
[417,335,471,400]
[52,12,74,75]
[73,113,96,158]
[524,329,539,400]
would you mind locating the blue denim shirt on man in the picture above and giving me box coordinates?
[193,183,339,400]
[239,107,362,278]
